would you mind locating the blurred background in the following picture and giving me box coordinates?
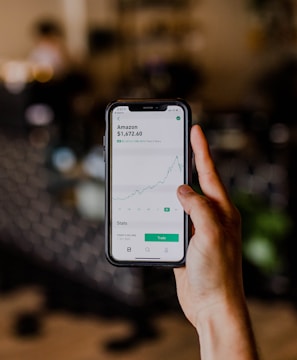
[0,0,297,359]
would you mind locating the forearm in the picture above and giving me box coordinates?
[196,298,259,360]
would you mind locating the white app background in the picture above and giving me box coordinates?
[111,106,185,262]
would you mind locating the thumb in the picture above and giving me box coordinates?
[177,184,197,202]
[177,184,200,216]
[177,184,213,231]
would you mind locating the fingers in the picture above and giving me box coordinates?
[191,125,232,214]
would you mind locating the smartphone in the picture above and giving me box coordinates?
[104,99,191,266]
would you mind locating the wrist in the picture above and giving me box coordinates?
[194,295,258,360]
[195,291,247,331]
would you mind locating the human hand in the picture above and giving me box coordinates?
[174,125,259,359]
[174,124,244,329]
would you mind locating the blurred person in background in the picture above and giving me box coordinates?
[28,19,70,79]
[26,18,92,151]
[25,19,71,146]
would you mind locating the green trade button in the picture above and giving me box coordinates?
[145,233,179,242]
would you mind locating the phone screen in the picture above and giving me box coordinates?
[105,100,191,266]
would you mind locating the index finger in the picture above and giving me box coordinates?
[191,125,232,212]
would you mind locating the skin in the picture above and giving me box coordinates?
[174,125,259,360]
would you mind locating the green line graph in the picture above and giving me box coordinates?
[112,155,183,201]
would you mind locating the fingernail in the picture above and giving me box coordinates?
[178,185,194,195]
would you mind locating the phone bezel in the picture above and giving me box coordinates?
[104,99,192,267]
